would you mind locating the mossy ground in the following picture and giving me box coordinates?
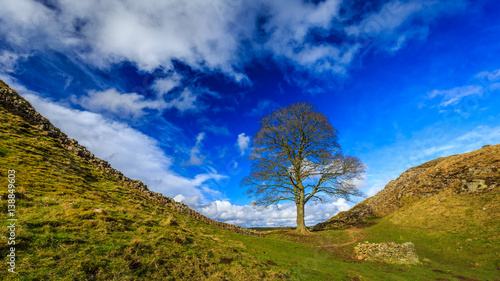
[1,103,498,280]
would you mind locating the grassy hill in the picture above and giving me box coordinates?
[1,80,499,280]
[313,144,500,232]
[0,85,289,280]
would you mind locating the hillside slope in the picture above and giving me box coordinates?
[309,143,500,279]
[312,143,500,231]
[0,81,286,280]
[0,80,259,237]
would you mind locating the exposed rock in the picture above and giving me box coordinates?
[354,241,419,264]
[312,203,373,231]
[462,179,487,192]
[0,81,262,237]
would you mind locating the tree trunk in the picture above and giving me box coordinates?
[296,201,307,233]
[296,188,308,233]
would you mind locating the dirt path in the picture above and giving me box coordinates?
[320,227,363,249]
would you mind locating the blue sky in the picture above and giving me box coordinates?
[1,0,499,227]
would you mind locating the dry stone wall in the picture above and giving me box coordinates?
[0,82,262,237]
[354,241,419,264]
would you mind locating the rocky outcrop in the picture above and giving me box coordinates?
[0,81,262,237]
[312,203,373,231]
[354,241,419,264]
[312,142,500,231]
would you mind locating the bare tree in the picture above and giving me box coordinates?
[242,102,365,233]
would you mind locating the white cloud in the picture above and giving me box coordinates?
[491,83,500,91]
[248,99,279,117]
[184,132,206,166]
[236,133,250,155]
[76,83,205,117]
[424,69,500,111]
[279,43,361,74]
[202,124,230,136]
[0,51,25,73]
[389,35,407,52]
[476,69,500,82]
[76,89,163,118]
[456,125,500,145]
[407,144,459,163]
[151,74,182,97]
[0,0,250,80]
[260,0,357,73]
[176,196,350,227]
[261,0,340,51]
[345,1,425,37]
[344,0,464,53]
[429,85,484,107]
[167,89,198,112]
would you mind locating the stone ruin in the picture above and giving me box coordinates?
[354,241,419,264]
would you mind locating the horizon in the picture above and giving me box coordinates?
[1,0,499,227]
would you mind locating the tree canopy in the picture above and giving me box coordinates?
[242,102,365,232]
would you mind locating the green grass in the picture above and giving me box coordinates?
[366,188,500,278]
[224,217,499,280]
[1,90,499,280]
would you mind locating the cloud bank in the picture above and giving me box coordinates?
[0,0,463,83]
[175,195,351,227]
